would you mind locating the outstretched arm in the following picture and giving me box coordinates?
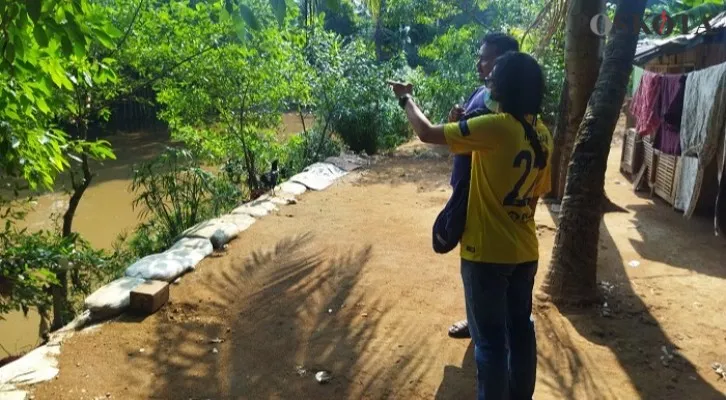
[388,81,447,145]
[404,98,448,145]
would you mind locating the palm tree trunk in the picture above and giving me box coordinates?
[553,0,605,200]
[539,0,649,305]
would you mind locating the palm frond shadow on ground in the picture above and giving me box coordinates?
[120,231,436,399]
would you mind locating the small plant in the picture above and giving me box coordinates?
[129,147,241,256]
[0,225,126,334]
[284,128,343,174]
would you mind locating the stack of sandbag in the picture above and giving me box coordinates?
[126,238,213,280]
[84,237,213,320]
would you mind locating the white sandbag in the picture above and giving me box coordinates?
[268,196,297,206]
[170,237,213,254]
[290,162,348,191]
[84,277,145,320]
[181,218,239,249]
[218,213,256,231]
[0,343,61,388]
[232,199,278,218]
[325,154,368,171]
[255,193,297,206]
[276,181,307,196]
[168,237,213,265]
[125,252,194,282]
[0,389,27,400]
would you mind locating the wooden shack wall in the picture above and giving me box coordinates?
[643,42,726,73]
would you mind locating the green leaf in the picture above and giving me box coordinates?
[33,24,49,47]
[239,4,261,31]
[60,35,74,57]
[13,34,25,60]
[64,16,87,54]
[104,24,123,39]
[25,0,42,23]
[36,96,51,114]
[5,43,15,64]
[6,109,20,121]
[225,0,234,15]
[270,0,286,26]
[82,70,93,87]
[35,77,53,96]
[95,29,115,50]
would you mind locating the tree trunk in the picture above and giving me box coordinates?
[553,0,605,200]
[50,271,69,331]
[539,0,649,305]
[374,0,387,61]
[546,79,569,199]
[56,122,93,329]
[62,153,92,238]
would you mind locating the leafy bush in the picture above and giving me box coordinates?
[154,25,312,193]
[306,32,411,155]
[1,221,128,333]
[532,39,565,126]
[129,147,241,256]
[412,25,481,124]
[283,128,343,176]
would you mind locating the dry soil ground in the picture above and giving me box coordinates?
[29,139,726,400]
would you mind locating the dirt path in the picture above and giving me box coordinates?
[30,141,726,400]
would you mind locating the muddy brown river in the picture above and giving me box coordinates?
[0,114,311,359]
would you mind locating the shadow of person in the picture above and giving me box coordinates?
[435,340,476,399]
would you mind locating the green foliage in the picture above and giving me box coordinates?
[306,31,411,155]
[532,32,565,126]
[151,17,311,189]
[0,0,122,189]
[646,0,726,33]
[0,225,125,321]
[129,147,241,256]
[412,25,481,123]
[284,128,343,174]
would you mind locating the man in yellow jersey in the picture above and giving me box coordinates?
[389,51,552,400]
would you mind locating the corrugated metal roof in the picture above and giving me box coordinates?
[634,11,726,65]
[711,10,726,29]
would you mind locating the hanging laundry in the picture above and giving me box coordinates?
[675,61,726,218]
[629,71,663,135]
[716,136,726,236]
[631,66,645,97]
[655,74,687,155]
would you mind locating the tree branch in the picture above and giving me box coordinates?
[106,0,146,59]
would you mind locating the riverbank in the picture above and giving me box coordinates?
[0,113,314,360]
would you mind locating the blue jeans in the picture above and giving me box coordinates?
[461,259,538,400]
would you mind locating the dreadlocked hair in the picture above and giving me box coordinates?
[489,51,548,169]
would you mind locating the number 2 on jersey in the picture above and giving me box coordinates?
[503,150,538,207]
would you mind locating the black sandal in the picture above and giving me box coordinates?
[448,320,470,339]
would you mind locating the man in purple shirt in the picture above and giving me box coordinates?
[447,33,520,339]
